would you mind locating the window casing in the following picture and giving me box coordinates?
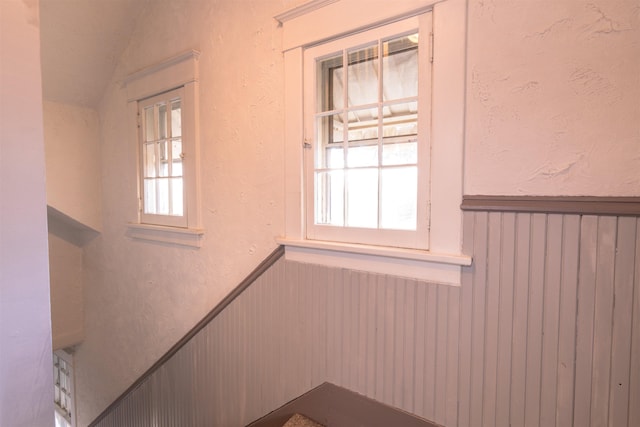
[304,15,431,250]
[124,51,203,247]
[278,0,470,285]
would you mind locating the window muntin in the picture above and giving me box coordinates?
[139,87,187,227]
[305,15,431,249]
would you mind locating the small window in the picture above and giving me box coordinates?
[304,15,431,250]
[124,51,203,247]
[53,350,75,427]
[139,88,187,227]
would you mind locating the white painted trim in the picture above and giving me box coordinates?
[278,239,466,286]
[127,223,204,248]
[278,0,439,51]
[302,15,431,250]
[126,50,203,238]
[274,0,339,24]
[123,50,200,103]
[276,238,472,265]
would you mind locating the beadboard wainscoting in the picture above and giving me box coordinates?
[93,211,640,427]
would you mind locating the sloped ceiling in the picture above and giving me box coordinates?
[39,0,148,107]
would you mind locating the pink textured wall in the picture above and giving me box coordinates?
[72,0,639,425]
[465,0,640,196]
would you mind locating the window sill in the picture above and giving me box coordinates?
[127,223,204,248]
[276,238,472,286]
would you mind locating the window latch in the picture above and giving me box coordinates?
[303,140,312,149]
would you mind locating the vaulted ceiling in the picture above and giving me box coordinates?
[39,0,149,107]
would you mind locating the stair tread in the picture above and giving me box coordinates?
[282,414,324,427]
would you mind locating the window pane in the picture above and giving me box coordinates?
[158,141,169,177]
[317,113,343,145]
[346,168,378,228]
[157,178,169,215]
[144,143,156,177]
[380,166,417,230]
[383,34,418,100]
[348,44,379,107]
[324,147,344,169]
[158,103,167,139]
[316,113,344,169]
[171,100,182,137]
[171,178,183,216]
[144,179,156,214]
[347,145,377,168]
[144,106,154,142]
[172,140,182,176]
[382,141,417,166]
[347,106,378,142]
[382,101,417,138]
[317,54,343,112]
[315,170,344,226]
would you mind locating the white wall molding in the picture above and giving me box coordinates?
[274,0,339,24]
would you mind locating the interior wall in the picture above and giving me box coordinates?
[75,0,638,425]
[75,0,287,425]
[43,100,102,231]
[465,0,640,196]
[92,211,640,427]
[48,230,84,350]
[0,0,54,425]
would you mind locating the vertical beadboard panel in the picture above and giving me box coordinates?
[510,212,532,426]
[630,218,640,427]
[470,211,489,425]
[590,216,617,426]
[609,217,636,427]
[539,214,563,427]
[555,215,580,427]
[574,215,598,426]
[457,210,475,427]
[482,212,502,427]
[524,213,547,427]
[95,211,640,427]
[495,212,515,427]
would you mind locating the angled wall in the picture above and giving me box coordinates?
[0,0,54,425]
[75,0,639,425]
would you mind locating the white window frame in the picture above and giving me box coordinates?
[303,15,431,250]
[276,0,471,285]
[53,349,75,427]
[124,50,204,247]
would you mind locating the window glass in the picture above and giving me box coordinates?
[139,89,185,221]
[311,28,420,234]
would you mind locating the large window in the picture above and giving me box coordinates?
[278,0,469,285]
[304,16,430,249]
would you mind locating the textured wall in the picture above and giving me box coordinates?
[75,0,286,425]
[76,0,639,425]
[0,0,54,425]
[465,0,640,196]
[48,231,84,350]
[93,211,640,427]
[43,101,103,231]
